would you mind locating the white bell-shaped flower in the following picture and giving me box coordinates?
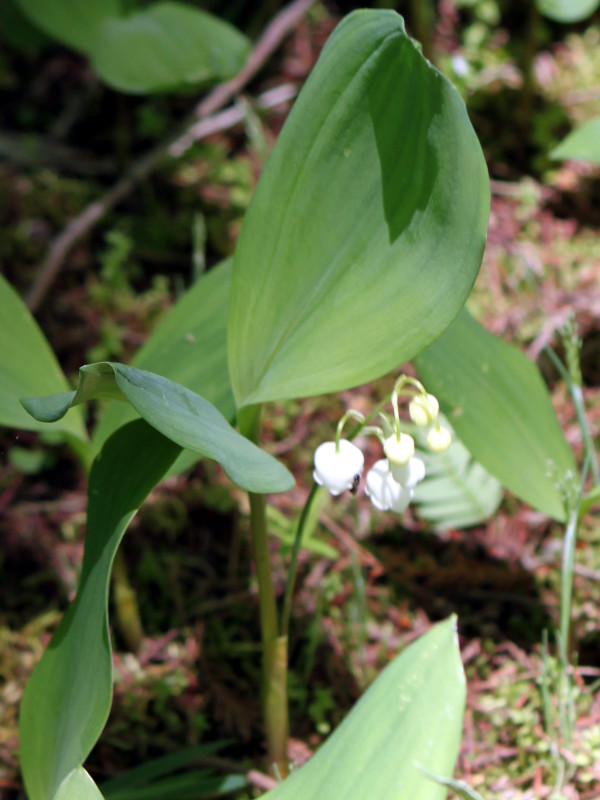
[313,439,364,496]
[389,455,426,488]
[383,433,415,466]
[365,459,413,513]
[409,393,439,427]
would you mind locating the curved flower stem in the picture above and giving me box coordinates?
[281,403,386,639]
[264,391,396,766]
[335,409,365,450]
[281,483,320,638]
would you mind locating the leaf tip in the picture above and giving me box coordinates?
[20,390,76,422]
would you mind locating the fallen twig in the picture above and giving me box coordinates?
[26,0,315,312]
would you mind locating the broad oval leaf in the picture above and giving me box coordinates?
[228,9,489,408]
[22,362,293,493]
[89,2,250,94]
[0,274,87,442]
[20,421,181,800]
[414,308,576,521]
[263,616,465,800]
[551,117,600,166]
[14,0,121,51]
[536,0,600,22]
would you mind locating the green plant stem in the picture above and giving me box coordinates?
[249,492,279,650]
[264,635,289,779]
[571,383,600,485]
[409,0,435,61]
[240,403,289,776]
[248,490,289,777]
[559,504,578,671]
[557,465,588,752]
[544,346,600,485]
[516,1,540,128]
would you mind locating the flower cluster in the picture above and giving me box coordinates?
[313,376,451,513]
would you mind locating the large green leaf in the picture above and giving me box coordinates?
[414,308,575,521]
[536,0,600,22]
[264,616,465,800]
[19,421,181,800]
[0,274,87,442]
[89,2,250,94]
[15,0,121,51]
[228,9,489,408]
[93,260,234,472]
[22,362,293,493]
[551,117,600,166]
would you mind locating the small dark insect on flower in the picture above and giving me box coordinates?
[349,473,361,495]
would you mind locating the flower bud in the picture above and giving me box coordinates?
[409,393,439,427]
[427,426,452,452]
[365,459,413,512]
[313,440,364,496]
[383,433,415,466]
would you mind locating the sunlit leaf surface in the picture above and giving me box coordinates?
[415,308,575,521]
[228,10,489,407]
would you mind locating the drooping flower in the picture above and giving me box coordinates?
[388,454,426,487]
[383,433,415,466]
[409,393,439,427]
[313,439,364,496]
[365,459,413,512]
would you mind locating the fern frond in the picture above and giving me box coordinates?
[413,424,502,530]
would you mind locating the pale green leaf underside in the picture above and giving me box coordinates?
[414,308,575,521]
[54,768,106,800]
[263,616,465,800]
[20,421,181,800]
[228,9,489,407]
[92,259,234,476]
[536,0,600,22]
[22,362,293,493]
[413,426,503,530]
[89,2,250,94]
[551,117,600,166]
[0,273,87,441]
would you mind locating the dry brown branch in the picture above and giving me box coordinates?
[25,0,315,312]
